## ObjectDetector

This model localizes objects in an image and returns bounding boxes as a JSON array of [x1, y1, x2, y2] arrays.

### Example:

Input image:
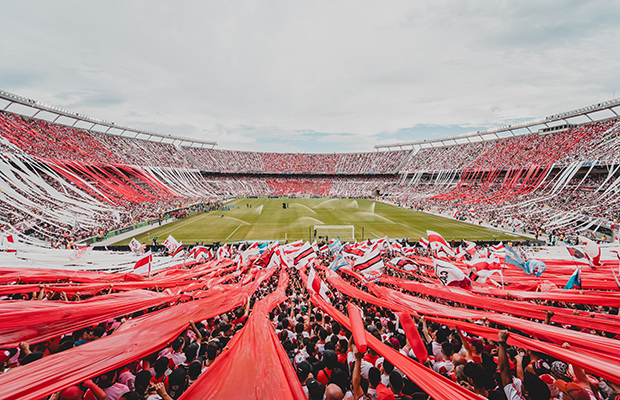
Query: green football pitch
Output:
[[113, 198, 528, 245]]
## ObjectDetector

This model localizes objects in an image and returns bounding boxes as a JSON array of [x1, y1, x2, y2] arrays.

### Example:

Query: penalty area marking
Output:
[[226, 224, 243, 240]]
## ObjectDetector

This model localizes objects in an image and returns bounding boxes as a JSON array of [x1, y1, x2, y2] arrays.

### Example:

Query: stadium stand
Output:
[[1, 101, 620, 247]]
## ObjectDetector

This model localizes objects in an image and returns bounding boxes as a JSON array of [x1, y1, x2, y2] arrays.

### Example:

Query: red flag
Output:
[[579, 237, 601, 265], [307, 265, 330, 303], [133, 252, 152, 277], [353, 250, 383, 272], [464, 257, 501, 272], [427, 230, 454, 257]]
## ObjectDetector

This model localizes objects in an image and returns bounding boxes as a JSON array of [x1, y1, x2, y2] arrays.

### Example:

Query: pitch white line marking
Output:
[[226, 224, 243, 240]]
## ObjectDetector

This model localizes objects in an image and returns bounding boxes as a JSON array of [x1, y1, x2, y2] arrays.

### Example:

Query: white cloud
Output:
[[0, 1, 619, 152]]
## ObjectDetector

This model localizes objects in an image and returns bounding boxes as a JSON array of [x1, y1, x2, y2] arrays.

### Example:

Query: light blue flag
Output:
[[328, 238, 343, 254], [504, 246, 528, 274], [526, 259, 546, 277], [329, 254, 349, 271], [563, 266, 582, 289]]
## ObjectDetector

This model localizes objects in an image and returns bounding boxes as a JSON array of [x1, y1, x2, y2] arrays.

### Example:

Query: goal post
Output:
[[314, 225, 355, 242]]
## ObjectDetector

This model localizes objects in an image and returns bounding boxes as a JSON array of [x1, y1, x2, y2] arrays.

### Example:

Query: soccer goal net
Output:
[[314, 225, 355, 241]]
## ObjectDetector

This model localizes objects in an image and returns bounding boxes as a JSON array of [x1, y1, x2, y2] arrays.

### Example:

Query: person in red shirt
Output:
[[335, 338, 348, 364]]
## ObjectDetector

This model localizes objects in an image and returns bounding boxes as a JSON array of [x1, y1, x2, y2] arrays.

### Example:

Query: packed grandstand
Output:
[[0, 91, 619, 248], [3, 91, 620, 400]]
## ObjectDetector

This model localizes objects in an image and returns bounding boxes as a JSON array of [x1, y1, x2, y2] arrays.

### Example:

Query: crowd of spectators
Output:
[[402, 119, 620, 174], [184, 147, 409, 175], [3, 248, 620, 399], [387, 170, 620, 243], [0, 112, 193, 168]]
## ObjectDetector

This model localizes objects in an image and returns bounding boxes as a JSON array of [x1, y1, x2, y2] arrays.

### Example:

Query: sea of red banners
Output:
[[0, 249, 619, 400]]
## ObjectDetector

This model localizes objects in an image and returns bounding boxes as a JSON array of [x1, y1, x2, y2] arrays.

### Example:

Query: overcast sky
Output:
[[1, 1, 619, 153]]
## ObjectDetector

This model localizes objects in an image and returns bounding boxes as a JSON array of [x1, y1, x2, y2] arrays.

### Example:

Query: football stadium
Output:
[[2, 3, 620, 400]]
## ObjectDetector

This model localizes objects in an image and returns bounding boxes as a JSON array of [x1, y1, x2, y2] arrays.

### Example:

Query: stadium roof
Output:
[[375, 98, 620, 150], [0, 89, 217, 148]]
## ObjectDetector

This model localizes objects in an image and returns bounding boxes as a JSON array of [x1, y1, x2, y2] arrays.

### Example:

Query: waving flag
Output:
[[133, 252, 152, 277], [579, 236, 601, 265], [1, 231, 17, 253], [287, 239, 304, 249], [361, 269, 383, 284], [353, 249, 384, 274], [563, 266, 582, 290], [418, 238, 429, 249], [162, 235, 180, 253], [491, 242, 505, 252], [464, 257, 501, 272], [294, 242, 316, 269], [311, 240, 319, 253], [342, 245, 365, 258], [129, 238, 144, 255], [389, 257, 419, 272], [391, 241, 404, 254], [307, 265, 330, 303], [567, 246, 593, 267], [373, 237, 390, 254], [266, 246, 282, 269], [171, 243, 184, 258], [329, 254, 350, 272], [427, 230, 454, 257], [526, 259, 546, 277], [504, 246, 528, 273], [328, 238, 343, 254], [216, 245, 230, 260], [433, 258, 471, 287], [69, 245, 92, 261], [470, 269, 504, 286], [455, 241, 477, 259], [190, 246, 212, 262], [253, 245, 276, 268], [319, 244, 329, 253]]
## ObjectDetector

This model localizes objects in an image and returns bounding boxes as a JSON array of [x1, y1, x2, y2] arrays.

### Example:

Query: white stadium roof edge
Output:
[[376, 98, 620, 151], [0, 89, 217, 148], [1, 88, 619, 153]]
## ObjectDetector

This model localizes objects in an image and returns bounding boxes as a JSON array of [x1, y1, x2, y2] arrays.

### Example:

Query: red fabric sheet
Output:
[[329, 272, 620, 382], [0, 267, 145, 285], [179, 269, 306, 399], [428, 316, 620, 385], [369, 284, 620, 363], [470, 285, 620, 307], [309, 294, 485, 400], [399, 311, 427, 362], [347, 303, 368, 353], [381, 276, 620, 334], [0, 290, 179, 347], [0, 282, 259, 400]]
